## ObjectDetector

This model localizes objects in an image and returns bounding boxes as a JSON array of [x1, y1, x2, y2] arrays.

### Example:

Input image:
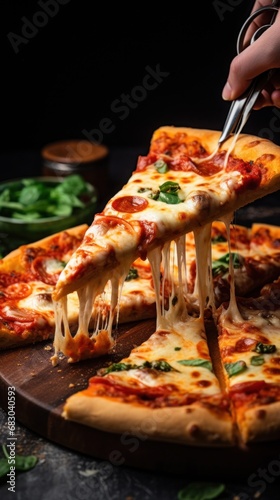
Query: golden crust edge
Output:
[[151, 125, 280, 181], [237, 401, 280, 444], [62, 393, 235, 447], [0, 329, 53, 350], [0, 224, 88, 273]]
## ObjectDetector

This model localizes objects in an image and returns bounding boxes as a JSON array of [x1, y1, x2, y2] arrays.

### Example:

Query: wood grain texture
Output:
[[0, 318, 280, 479]]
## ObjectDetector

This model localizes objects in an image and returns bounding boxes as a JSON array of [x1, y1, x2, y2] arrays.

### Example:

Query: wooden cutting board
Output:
[[0, 319, 280, 480]]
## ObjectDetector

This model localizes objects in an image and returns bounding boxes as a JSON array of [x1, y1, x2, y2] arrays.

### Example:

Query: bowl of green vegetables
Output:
[[0, 174, 98, 245]]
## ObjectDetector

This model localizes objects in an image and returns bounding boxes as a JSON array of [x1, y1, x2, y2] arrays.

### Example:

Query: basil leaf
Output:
[[141, 360, 174, 372], [254, 342, 276, 354], [178, 482, 225, 500], [12, 211, 42, 220], [0, 175, 91, 220], [211, 235, 227, 243], [0, 201, 23, 210], [19, 184, 43, 205], [0, 446, 38, 477], [159, 181, 180, 193], [53, 174, 87, 196], [103, 360, 175, 374], [125, 267, 139, 281], [0, 458, 10, 478], [177, 359, 213, 372], [49, 204, 73, 217], [149, 190, 160, 200], [102, 362, 138, 374], [250, 355, 265, 366], [212, 252, 241, 277], [14, 454, 38, 471], [158, 192, 181, 204], [224, 360, 247, 377]]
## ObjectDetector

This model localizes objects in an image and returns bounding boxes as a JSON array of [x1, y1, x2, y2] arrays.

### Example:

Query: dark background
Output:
[[2, 0, 279, 169], [1, 6, 280, 497]]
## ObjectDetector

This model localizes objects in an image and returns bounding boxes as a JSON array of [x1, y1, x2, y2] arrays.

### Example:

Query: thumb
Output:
[[222, 48, 262, 101]]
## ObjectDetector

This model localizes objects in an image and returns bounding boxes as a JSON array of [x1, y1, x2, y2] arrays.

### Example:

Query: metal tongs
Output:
[[218, 0, 280, 146]]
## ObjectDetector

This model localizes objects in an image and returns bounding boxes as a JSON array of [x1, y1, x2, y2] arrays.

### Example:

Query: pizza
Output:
[[52, 126, 280, 363], [0, 225, 87, 349], [1, 219, 279, 354], [215, 276, 280, 444], [62, 316, 235, 447], [2, 125, 280, 449], [0, 226, 156, 350], [61, 221, 280, 447]]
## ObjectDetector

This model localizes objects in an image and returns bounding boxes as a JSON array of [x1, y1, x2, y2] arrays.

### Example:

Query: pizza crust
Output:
[[62, 392, 235, 447], [0, 226, 88, 350], [152, 126, 280, 195], [0, 224, 88, 273], [236, 401, 280, 443]]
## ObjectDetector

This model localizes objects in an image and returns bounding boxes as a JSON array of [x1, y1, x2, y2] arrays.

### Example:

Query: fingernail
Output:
[[222, 82, 232, 101]]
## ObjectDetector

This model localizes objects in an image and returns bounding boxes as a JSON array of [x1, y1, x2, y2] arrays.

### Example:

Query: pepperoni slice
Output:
[[31, 256, 62, 285], [234, 337, 256, 352], [112, 196, 148, 213]]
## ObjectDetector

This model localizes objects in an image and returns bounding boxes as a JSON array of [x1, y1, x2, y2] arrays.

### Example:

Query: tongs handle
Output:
[[218, 70, 275, 145], [218, 2, 279, 146]]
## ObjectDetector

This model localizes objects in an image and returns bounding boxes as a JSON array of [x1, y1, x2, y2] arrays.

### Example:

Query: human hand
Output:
[[222, 0, 280, 109]]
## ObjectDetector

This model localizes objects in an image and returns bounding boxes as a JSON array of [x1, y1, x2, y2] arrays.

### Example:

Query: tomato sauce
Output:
[[230, 381, 280, 407]]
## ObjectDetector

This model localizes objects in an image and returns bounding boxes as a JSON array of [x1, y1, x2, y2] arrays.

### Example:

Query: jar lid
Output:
[[41, 140, 109, 165]]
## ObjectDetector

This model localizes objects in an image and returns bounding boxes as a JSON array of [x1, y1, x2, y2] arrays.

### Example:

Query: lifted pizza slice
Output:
[[0, 228, 156, 351], [52, 126, 280, 362]]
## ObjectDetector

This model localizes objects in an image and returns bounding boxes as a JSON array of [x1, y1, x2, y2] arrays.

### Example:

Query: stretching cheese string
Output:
[[194, 115, 247, 167]]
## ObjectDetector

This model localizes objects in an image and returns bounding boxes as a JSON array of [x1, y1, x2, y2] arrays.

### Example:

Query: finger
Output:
[[222, 21, 280, 101], [252, 73, 280, 108], [253, 89, 274, 109], [243, 0, 277, 48], [269, 72, 280, 89], [271, 89, 280, 108]]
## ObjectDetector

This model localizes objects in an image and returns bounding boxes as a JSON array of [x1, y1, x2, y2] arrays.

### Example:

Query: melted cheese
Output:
[[107, 318, 220, 397], [105, 165, 239, 230], [51, 128, 280, 366], [218, 308, 280, 387]]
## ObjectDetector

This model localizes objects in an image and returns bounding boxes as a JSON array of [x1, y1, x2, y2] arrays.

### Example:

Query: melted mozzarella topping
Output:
[[218, 310, 280, 387], [52, 146, 252, 364], [108, 318, 220, 397]]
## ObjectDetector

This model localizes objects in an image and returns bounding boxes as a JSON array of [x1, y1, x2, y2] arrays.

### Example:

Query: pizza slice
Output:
[[170, 221, 280, 311], [62, 316, 234, 447], [51, 126, 280, 363], [215, 276, 280, 444], [194, 221, 280, 307], [0, 228, 156, 351], [0, 225, 87, 349]]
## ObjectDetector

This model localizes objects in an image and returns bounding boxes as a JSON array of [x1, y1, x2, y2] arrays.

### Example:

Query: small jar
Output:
[[41, 139, 109, 199]]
